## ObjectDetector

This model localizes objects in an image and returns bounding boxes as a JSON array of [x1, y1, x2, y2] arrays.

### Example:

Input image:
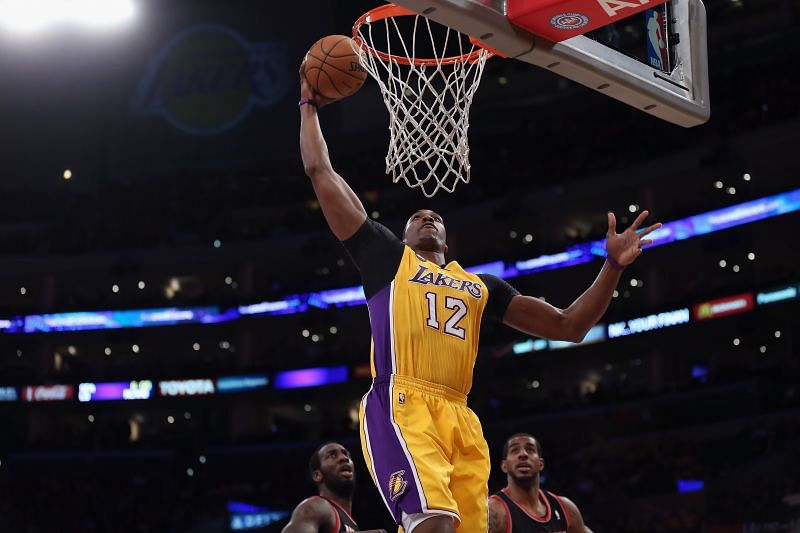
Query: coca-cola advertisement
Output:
[[22, 385, 74, 402]]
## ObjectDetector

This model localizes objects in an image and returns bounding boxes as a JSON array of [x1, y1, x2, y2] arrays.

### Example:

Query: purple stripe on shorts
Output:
[[363, 380, 423, 523], [367, 284, 392, 377]]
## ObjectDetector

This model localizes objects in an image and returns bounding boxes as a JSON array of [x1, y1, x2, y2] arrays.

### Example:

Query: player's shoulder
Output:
[[489, 492, 506, 502], [292, 495, 334, 518], [549, 493, 585, 523], [488, 494, 509, 533], [549, 492, 576, 509]]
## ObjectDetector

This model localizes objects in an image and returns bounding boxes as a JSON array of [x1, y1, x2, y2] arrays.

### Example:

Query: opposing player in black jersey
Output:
[[283, 442, 387, 533], [489, 434, 592, 533]]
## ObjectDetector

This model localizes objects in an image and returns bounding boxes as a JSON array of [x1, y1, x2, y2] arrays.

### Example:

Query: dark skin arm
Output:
[[298, 63, 367, 241], [503, 210, 661, 342], [282, 498, 386, 533], [560, 496, 593, 533], [282, 497, 337, 533], [488, 497, 508, 533]]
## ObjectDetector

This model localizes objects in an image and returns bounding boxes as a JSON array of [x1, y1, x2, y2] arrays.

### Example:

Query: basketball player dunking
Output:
[[283, 442, 387, 533], [299, 65, 660, 533], [489, 434, 592, 533]]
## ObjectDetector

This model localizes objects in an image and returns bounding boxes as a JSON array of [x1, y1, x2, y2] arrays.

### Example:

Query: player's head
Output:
[[403, 209, 448, 255], [309, 442, 356, 499], [501, 433, 544, 485]]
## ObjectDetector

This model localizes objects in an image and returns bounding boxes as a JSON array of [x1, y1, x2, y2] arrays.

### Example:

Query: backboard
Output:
[[388, 0, 710, 127]]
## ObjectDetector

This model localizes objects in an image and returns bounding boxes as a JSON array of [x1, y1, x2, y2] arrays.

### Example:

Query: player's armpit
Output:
[[487, 496, 508, 533], [281, 497, 336, 533]]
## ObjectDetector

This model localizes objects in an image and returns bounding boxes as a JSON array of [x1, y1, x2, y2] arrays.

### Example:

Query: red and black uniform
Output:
[[490, 488, 570, 533], [315, 496, 359, 532]]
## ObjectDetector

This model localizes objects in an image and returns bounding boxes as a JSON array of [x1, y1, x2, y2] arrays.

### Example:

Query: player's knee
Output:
[[408, 514, 455, 533]]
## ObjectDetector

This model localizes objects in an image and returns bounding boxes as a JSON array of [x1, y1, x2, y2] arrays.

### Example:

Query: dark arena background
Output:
[[0, 0, 798, 531]]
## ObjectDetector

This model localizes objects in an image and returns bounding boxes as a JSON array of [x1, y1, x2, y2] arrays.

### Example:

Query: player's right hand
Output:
[[299, 61, 336, 108]]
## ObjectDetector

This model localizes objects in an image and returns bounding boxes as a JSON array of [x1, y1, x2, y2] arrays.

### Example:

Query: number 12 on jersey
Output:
[[425, 292, 467, 339]]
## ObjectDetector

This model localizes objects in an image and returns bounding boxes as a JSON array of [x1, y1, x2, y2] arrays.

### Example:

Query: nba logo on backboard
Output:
[[550, 13, 590, 30], [645, 8, 669, 71]]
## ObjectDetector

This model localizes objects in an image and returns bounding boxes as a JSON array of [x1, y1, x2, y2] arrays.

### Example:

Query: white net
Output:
[[355, 8, 490, 197]]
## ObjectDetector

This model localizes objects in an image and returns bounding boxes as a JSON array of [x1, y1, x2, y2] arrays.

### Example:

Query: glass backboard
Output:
[[388, 0, 710, 127]]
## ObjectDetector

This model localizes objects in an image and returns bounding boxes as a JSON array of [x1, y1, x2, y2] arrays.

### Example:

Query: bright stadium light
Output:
[[0, 0, 135, 33]]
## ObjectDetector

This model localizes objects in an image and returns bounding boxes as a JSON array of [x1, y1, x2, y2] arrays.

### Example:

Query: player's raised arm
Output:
[[502, 210, 661, 342], [298, 64, 367, 241]]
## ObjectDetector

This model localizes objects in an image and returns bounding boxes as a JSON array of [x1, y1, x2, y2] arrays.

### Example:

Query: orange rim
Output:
[[353, 3, 492, 66]]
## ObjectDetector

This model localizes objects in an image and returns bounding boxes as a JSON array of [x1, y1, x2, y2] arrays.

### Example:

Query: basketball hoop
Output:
[[353, 4, 493, 197]]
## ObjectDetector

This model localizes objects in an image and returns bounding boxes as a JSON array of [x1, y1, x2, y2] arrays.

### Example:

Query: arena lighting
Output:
[[513, 248, 594, 275], [589, 188, 800, 255], [238, 298, 305, 316], [513, 338, 549, 355], [0, 189, 798, 334], [12, 306, 225, 333], [465, 260, 504, 278], [677, 480, 705, 493], [273, 366, 348, 390], [691, 365, 709, 383], [549, 324, 606, 350], [307, 286, 366, 309], [228, 502, 289, 531], [0, 0, 135, 34]]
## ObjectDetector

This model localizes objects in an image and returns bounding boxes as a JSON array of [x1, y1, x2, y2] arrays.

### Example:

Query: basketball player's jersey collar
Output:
[[411, 248, 462, 272], [501, 487, 552, 522]]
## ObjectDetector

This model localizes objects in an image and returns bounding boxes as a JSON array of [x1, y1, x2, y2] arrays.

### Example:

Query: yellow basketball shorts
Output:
[[359, 375, 490, 532]]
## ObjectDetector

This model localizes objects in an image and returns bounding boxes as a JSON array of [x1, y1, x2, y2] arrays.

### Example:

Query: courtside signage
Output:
[[608, 308, 690, 338], [22, 385, 74, 402], [78, 381, 153, 402], [693, 293, 754, 321], [756, 285, 798, 305], [216, 375, 269, 393], [0, 387, 18, 401], [159, 379, 216, 397]]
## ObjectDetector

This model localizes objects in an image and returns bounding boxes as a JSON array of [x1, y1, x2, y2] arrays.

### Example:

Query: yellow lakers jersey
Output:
[[367, 245, 488, 395]]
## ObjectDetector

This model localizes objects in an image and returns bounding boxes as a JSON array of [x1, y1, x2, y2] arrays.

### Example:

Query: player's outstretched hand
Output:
[[606, 210, 662, 268], [299, 61, 336, 109]]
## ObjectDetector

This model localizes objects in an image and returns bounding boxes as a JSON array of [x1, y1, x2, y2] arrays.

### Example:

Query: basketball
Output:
[[304, 35, 367, 100]]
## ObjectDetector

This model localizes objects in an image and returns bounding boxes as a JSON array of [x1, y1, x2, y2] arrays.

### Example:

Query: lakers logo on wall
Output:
[[132, 25, 289, 135], [388, 470, 408, 501]]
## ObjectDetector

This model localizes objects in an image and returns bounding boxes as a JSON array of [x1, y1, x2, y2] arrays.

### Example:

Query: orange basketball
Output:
[[304, 35, 367, 100]]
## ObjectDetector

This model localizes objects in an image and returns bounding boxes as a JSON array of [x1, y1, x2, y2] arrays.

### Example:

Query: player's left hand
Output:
[[605, 210, 661, 267]]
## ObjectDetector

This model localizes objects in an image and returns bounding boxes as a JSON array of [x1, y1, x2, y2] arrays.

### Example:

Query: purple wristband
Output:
[[298, 97, 317, 107], [607, 256, 625, 270]]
